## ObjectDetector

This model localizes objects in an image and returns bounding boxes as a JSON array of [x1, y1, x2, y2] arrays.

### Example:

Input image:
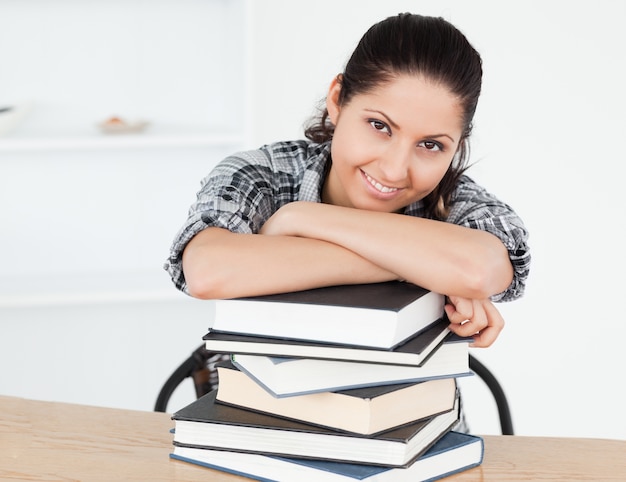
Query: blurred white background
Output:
[[1, 0, 625, 441]]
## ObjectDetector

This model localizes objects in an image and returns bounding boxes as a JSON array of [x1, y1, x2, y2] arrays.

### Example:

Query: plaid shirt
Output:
[[165, 140, 530, 302]]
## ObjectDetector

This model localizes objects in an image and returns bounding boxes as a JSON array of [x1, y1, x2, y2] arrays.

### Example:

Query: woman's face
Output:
[[323, 74, 464, 212]]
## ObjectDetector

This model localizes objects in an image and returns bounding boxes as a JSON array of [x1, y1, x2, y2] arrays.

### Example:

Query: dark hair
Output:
[[305, 13, 483, 219]]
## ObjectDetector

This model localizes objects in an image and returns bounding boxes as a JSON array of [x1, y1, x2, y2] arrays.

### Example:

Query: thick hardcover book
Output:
[[170, 431, 484, 482], [215, 360, 457, 436], [211, 281, 445, 349], [204, 318, 451, 366], [231, 338, 470, 397], [171, 391, 459, 467]]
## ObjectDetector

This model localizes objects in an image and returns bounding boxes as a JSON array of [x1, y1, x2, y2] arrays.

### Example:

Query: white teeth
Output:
[[364, 172, 398, 193]]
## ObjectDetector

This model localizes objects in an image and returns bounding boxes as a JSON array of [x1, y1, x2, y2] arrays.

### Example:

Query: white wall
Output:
[[0, 0, 247, 415], [1, 0, 625, 442], [245, 0, 626, 440]]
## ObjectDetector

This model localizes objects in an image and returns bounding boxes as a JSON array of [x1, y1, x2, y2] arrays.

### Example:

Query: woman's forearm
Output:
[[263, 202, 514, 299], [182, 227, 397, 299]]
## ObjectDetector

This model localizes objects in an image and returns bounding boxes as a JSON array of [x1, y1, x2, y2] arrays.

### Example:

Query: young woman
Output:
[[165, 13, 530, 350]]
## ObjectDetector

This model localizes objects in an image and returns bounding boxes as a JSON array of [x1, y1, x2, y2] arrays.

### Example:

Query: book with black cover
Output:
[[171, 390, 459, 467], [204, 318, 451, 366], [211, 281, 445, 349], [215, 360, 457, 435], [231, 338, 471, 397], [170, 431, 484, 482]]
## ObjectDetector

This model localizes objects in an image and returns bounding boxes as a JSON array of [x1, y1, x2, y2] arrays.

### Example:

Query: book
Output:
[[215, 360, 458, 436], [170, 431, 484, 482], [204, 318, 451, 366], [211, 281, 445, 349], [171, 390, 459, 467], [231, 338, 470, 397]]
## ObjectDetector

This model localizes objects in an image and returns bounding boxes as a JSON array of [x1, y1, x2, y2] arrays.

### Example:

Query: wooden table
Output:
[[1, 395, 624, 481]]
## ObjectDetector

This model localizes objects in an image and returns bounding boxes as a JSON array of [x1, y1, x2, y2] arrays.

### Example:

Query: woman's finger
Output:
[[470, 300, 505, 348], [444, 296, 473, 325], [448, 298, 487, 337]]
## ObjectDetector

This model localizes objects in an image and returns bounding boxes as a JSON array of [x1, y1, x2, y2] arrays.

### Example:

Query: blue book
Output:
[[170, 431, 484, 481]]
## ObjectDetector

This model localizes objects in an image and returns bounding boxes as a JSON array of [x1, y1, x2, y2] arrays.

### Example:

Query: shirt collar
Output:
[[299, 141, 332, 202]]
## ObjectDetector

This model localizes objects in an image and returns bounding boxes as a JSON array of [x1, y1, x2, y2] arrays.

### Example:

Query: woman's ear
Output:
[[326, 74, 343, 125]]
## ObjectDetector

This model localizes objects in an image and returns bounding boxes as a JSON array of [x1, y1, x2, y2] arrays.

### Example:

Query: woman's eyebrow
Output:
[[429, 133, 456, 143], [365, 109, 400, 130], [364, 109, 456, 143]]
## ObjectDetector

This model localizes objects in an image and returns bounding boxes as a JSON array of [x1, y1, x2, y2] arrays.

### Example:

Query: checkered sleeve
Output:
[[163, 140, 324, 293], [163, 150, 278, 293], [447, 176, 531, 302]]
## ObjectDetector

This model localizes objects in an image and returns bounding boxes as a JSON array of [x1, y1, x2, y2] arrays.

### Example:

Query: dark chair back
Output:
[[156, 347, 515, 436]]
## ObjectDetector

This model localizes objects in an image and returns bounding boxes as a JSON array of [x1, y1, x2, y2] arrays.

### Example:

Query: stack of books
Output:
[[170, 281, 484, 481]]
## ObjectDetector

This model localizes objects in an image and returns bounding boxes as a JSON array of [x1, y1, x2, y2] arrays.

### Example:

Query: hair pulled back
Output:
[[305, 13, 483, 219]]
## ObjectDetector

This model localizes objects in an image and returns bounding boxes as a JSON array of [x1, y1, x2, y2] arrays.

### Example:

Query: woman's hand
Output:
[[444, 296, 505, 348]]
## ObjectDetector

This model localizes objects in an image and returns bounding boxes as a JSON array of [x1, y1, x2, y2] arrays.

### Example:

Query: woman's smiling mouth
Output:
[[362, 171, 400, 194]]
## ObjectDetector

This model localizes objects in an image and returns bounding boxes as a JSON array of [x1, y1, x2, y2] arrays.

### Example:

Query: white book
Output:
[[204, 319, 451, 366], [212, 281, 445, 349], [216, 360, 458, 436], [232, 339, 471, 397], [172, 392, 460, 467]]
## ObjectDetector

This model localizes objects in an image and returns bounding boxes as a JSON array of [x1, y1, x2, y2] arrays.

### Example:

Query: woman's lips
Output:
[[362, 171, 400, 194]]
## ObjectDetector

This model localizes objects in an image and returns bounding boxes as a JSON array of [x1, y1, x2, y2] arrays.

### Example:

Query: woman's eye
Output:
[[368, 120, 390, 135], [419, 140, 443, 151]]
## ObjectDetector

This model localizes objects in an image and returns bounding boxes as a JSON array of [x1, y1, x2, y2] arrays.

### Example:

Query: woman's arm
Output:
[[260, 202, 513, 348], [261, 201, 514, 300], [182, 203, 512, 347], [182, 227, 398, 299]]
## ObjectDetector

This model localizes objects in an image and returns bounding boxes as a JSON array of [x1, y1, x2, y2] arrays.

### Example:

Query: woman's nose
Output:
[[377, 144, 411, 182]]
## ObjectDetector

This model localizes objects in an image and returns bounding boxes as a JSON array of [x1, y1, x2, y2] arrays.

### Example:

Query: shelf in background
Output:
[[0, 271, 192, 308], [0, 130, 244, 153], [1, 0, 248, 154]]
